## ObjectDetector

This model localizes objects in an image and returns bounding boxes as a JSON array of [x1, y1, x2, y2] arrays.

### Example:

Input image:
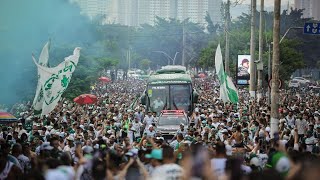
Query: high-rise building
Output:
[[72, 0, 222, 26], [294, 0, 320, 20], [208, 0, 222, 24], [71, 0, 108, 21]]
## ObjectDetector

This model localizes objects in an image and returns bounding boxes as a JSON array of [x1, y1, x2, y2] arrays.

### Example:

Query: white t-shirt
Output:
[[132, 121, 143, 138], [296, 119, 308, 135], [45, 165, 75, 180], [305, 136, 318, 152], [286, 115, 295, 128], [144, 116, 154, 126], [151, 163, 183, 180], [212, 122, 220, 129], [211, 158, 227, 177]]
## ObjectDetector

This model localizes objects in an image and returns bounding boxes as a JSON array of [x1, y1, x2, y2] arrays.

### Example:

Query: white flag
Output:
[[32, 41, 50, 112], [215, 44, 239, 103], [33, 47, 81, 115]]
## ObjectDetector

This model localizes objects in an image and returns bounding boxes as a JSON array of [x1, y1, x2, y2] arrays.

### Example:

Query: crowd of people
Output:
[[1, 76, 320, 180]]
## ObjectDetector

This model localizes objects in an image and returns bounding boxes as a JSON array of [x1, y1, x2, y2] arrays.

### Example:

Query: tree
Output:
[[205, 12, 220, 36], [140, 59, 151, 70], [279, 39, 304, 80]]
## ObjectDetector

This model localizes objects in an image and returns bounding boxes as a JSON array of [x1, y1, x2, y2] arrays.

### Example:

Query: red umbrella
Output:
[[99, 76, 111, 83], [74, 94, 97, 105], [198, 73, 206, 78]]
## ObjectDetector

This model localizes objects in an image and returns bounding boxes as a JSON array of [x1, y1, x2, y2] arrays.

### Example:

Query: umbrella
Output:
[[0, 112, 18, 124], [198, 73, 206, 78], [74, 94, 98, 105], [99, 76, 111, 83]]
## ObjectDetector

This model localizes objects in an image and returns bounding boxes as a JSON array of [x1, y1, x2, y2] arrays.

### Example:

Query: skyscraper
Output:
[[294, 0, 320, 20], [72, 0, 223, 26]]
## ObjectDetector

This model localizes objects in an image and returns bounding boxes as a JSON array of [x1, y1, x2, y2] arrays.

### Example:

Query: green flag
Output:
[[215, 44, 239, 103]]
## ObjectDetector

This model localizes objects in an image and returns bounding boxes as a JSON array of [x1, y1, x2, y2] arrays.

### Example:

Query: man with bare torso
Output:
[[230, 125, 244, 148]]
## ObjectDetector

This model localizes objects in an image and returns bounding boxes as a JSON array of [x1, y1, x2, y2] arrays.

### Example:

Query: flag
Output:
[[215, 44, 239, 103], [32, 41, 50, 114], [32, 47, 81, 115]]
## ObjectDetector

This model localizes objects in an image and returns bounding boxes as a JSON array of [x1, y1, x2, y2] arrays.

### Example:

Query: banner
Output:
[[237, 55, 251, 85], [215, 44, 239, 103], [32, 47, 81, 115], [32, 41, 50, 113]]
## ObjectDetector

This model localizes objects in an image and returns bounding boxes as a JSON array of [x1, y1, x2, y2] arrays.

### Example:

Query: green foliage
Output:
[[279, 39, 304, 80], [96, 57, 119, 71], [140, 59, 151, 70], [205, 12, 220, 36]]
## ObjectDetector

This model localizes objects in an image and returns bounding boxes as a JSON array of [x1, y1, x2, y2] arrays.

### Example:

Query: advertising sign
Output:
[[237, 55, 251, 85]]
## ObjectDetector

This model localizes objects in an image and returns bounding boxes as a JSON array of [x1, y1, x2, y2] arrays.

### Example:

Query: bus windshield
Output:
[[170, 84, 191, 112], [147, 84, 191, 113], [148, 85, 169, 112]]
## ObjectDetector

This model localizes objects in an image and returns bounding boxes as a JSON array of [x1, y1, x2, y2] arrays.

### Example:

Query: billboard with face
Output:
[[237, 55, 250, 85]]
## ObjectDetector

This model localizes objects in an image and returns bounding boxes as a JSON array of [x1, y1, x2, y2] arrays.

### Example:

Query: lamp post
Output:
[[153, 51, 179, 65]]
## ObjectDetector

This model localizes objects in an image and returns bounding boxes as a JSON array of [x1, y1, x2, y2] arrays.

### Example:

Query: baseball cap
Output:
[[66, 136, 74, 141], [125, 148, 138, 157], [250, 156, 261, 167], [18, 123, 23, 126], [265, 127, 271, 132], [40, 142, 54, 151], [145, 149, 162, 160], [266, 152, 290, 176], [83, 146, 94, 154]]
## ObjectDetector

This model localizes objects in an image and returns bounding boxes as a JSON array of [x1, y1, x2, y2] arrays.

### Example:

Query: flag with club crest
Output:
[[215, 44, 239, 103], [32, 41, 50, 114], [32, 47, 81, 115]]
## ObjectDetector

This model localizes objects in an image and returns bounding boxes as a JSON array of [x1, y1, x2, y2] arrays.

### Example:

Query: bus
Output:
[[141, 65, 198, 115]]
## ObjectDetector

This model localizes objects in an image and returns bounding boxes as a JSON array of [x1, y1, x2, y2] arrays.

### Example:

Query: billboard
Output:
[[237, 55, 251, 85]]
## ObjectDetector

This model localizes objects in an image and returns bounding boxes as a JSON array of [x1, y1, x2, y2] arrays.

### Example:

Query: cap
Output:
[[221, 129, 228, 134], [40, 142, 54, 151], [265, 127, 271, 132], [148, 125, 153, 129], [66, 136, 74, 141], [145, 149, 162, 160], [125, 149, 138, 157], [83, 146, 94, 154], [18, 123, 23, 126], [266, 152, 290, 176], [250, 156, 261, 167]]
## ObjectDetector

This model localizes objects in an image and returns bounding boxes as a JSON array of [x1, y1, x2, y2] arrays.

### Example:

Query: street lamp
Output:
[[279, 27, 303, 44], [152, 51, 179, 65]]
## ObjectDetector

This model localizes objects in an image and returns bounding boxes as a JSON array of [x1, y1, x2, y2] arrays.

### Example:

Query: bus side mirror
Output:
[[193, 90, 199, 103], [140, 94, 146, 105]]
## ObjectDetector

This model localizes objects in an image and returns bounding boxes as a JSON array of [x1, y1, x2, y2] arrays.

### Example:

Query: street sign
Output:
[[304, 23, 320, 34]]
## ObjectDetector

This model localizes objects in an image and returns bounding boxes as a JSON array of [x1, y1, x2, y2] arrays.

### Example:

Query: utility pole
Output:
[[182, 22, 186, 67], [257, 0, 264, 100], [268, 43, 272, 105], [249, 0, 257, 98], [270, 0, 281, 138], [129, 48, 131, 70], [225, 0, 231, 75]]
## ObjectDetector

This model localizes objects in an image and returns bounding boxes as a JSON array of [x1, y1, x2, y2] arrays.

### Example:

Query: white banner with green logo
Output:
[[32, 41, 50, 113], [32, 47, 81, 115]]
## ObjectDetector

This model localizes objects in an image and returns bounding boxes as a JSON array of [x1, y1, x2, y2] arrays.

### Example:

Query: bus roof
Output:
[[156, 65, 187, 74], [147, 73, 192, 84]]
